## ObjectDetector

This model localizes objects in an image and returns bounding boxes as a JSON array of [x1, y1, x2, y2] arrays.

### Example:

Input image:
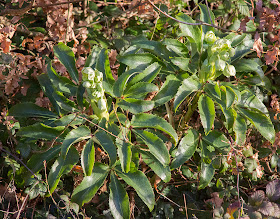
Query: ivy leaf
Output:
[[115, 165, 155, 211], [53, 43, 79, 83], [153, 75, 181, 107], [198, 162, 215, 190], [71, 163, 109, 207], [237, 107, 275, 143], [118, 98, 154, 114], [95, 130, 117, 166], [174, 75, 201, 112], [198, 94, 215, 135], [81, 139, 95, 176], [133, 129, 170, 166], [141, 151, 171, 182], [48, 147, 79, 194], [131, 113, 178, 144], [9, 102, 57, 118], [109, 173, 130, 219], [61, 126, 91, 158], [170, 128, 199, 170]]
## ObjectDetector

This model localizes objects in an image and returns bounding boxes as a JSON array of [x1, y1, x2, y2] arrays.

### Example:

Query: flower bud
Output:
[[215, 56, 226, 71], [98, 98, 107, 111], [223, 64, 236, 77], [82, 67, 95, 77], [83, 81, 92, 88], [95, 71, 103, 83], [205, 31, 217, 44]]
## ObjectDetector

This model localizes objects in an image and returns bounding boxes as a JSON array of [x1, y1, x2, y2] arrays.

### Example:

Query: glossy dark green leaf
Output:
[[162, 39, 189, 57], [205, 83, 221, 100], [124, 82, 158, 99], [52, 91, 78, 113], [61, 126, 91, 158], [81, 139, 95, 176], [170, 128, 199, 170], [202, 130, 230, 152], [238, 88, 268, 114], [46, 113, 85, 127], [153, 75, 181, 107], [131, 113, 178, 144], [118, 53, 163, 69], [176, 13, 202, 50], [170, 57, 191, 71], [233, 114, 247, 145], [95, 130, 117, 166], [115, 165, 155, 211], [109, 173, 130, 219], [174, 75, 201, 112], [18, 123, 67, 141], [26, 146, 61, 176], [224, 86, 236, 109], [198, 162, 215, 189], [9, 102, 57, 118], [53, 42, 79, 83], [71, 163, 109, 207], [84, 47, 101, 69], [116, 129, 132, 173], [47, 62, 77, 95], [133, 129, 170, 166], [118, 98, 154, 114], [199, 4, 215, 34], [77, 83, 86, 108], [48, 147, 79, 194], [113, 70, 137, 97], [234, 58, 264, 79], [37, 74, 61, 116], [237, 107, 275, 143], [231, 35, 254, 62], [198, 94, 215, 135], [127, 62, 162, 86], [141, 151, 171, 182]]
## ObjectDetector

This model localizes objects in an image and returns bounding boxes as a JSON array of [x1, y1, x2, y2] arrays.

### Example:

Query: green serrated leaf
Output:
[[162, 39, 189, 57], [109, 173, 130, 219], [18, 123, 67, 141], [233, 114, 247, 145], [133, 129, 170, 166], [52, 91, 78, 113], [116, 128, 132, 173], [198, 94, 215, 135], [118, 54, 163, 69], [95, 130, 117, 166], [115, 165, 155, 211], [81, 139, 95, 176], [202, 130, 230, 152], [61, 126, 91, 158], [198, 162, 215, 189], [118, 98, 154, 114], [170, 57, 191, 71], [199, 4, 215, 34], [127, 62, 162, 86], [174, 75, 201, 112], [236, 107, 275, 143], [47, 62, 77, 95], [48, 147, 79, 194], [124, 82, 158, 99], [113, 71, 137, 98], [53, 42, 79, 83], [170, 128, 199, 170], [234, 58, 264, 79], [141, 151, 171, 182], [153, 75, 181, 107], [9, 102, 57, 118], [71, 163, 109, 207], [131, 113, 178, 144]]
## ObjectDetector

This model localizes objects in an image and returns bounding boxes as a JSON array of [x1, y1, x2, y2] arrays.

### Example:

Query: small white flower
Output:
[[223, 64, 236, 77], [82, 67, 95, 76], [83, 81, 91, 88], [98, 98, 107, 111], [205, 31, 217, 44], [95, 71, 103, 82]]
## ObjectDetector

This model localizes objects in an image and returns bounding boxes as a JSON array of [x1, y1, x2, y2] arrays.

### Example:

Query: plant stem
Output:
[[165, 102, 175, 128]]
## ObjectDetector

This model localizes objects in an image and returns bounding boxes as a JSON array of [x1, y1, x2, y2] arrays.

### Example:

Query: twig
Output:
[[147, 0, 236, 33], [183, 193, 188, 219]]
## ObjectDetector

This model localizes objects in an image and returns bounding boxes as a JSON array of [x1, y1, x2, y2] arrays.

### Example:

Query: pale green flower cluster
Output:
[[82, 67, 109, 119], [201, 31, 236, 81]]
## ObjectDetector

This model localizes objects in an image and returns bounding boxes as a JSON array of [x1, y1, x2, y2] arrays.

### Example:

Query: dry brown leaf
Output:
[[253, 32, 263, 58]]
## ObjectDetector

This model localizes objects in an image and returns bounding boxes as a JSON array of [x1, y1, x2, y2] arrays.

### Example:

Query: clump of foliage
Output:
[[1, 0, 280, 218]]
